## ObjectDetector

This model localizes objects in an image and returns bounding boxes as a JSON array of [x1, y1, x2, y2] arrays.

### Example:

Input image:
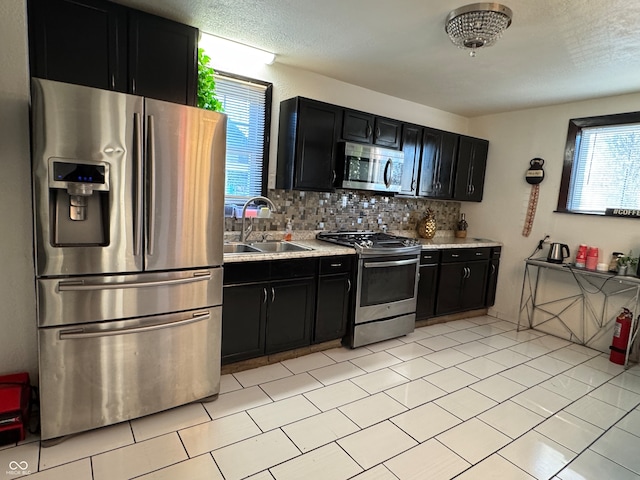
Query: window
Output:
[[557, 112, 640, 216], [214, 72, 271, 204]]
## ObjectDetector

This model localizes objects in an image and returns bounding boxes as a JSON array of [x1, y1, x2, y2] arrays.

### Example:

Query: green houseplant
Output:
[[616, 251, 638, 275], [197, 48, 223, 112]]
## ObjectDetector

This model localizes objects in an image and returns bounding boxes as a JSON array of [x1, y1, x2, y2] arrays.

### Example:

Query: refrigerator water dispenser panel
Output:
[[48, 158, 110, 245]]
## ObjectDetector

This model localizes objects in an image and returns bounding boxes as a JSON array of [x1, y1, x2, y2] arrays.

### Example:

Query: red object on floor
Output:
[[610, 308, 633, 365], [0, 372, 30, 445]]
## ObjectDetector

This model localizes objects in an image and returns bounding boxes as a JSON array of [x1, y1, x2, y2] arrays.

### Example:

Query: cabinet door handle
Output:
[[491, 264, 496, 275], [263, 287, 268, 304], [332, 169, 336, 184], [376, 127, 381, 138], [347, 279, 352, 292], [366, 124, 372, 138], [111, 74, 115, 90], [271, 287, 276, 303], [411, 179, 417, 191], [464, 266, 470, 279], [471, 184, 475, 195]]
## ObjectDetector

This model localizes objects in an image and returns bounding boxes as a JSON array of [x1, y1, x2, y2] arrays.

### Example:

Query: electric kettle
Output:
[[547, 243, 570, 263]]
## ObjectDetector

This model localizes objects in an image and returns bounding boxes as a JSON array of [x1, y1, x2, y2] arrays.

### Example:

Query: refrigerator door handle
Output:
[[58, 311, 211, 340], [147, 114, 156, 256], [133, 112, 144, 256], [57, 271, 212, 291]]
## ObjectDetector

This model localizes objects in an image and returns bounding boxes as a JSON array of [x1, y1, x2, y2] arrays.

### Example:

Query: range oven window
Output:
[[360, 254, 418, 307]]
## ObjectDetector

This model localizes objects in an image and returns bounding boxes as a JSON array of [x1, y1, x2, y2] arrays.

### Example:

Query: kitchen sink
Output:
[[249, 241, 313, 253], [223, 243, 262, 254]]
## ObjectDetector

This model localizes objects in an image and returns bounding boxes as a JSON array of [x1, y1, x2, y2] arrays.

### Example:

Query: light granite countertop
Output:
[[223, 232, 501, 263]]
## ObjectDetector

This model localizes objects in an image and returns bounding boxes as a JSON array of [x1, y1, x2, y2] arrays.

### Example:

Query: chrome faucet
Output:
[[240, 196, 277, 243]]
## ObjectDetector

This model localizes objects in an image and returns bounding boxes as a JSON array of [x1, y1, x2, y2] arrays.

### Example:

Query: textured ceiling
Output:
[[112, 0, 640, 117]]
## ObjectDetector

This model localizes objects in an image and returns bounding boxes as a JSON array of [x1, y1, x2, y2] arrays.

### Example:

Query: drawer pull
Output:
[[451, 254, 460, 258], [475, 252, 483, 256], [330, 263, 343, 267]]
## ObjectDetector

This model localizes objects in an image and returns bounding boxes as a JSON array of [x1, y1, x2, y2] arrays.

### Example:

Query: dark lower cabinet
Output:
[[486, 247, 501, 307], [435, 249, 490, 316], [222, 259, 317, 364], [416, 251, 440, 320], [265, 278, 316, 354], [315, 256, 354, 343], [222, 282, 267, 364]]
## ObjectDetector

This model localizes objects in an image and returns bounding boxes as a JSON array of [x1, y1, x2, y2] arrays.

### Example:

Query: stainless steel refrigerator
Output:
[[30, 78, 227, 441]]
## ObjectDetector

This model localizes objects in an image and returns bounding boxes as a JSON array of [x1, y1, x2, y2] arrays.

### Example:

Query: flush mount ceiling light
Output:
[[445, 3, 513, 57]]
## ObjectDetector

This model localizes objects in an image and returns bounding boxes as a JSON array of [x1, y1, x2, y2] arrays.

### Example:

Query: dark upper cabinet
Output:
[[399, 124, 422, 196], [418, 127, 458, 199], [28, 0, 197, 105], [454, 136, 489, 202], [276, 97, 343, 191], [128, 10, 197, 105], [342, 110, 401, 149], [28, 0, 127, 92], [343, 110, 374, 143]]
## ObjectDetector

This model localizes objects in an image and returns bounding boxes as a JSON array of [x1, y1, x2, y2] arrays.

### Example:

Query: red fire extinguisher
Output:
[[610, 308, 633, 365]]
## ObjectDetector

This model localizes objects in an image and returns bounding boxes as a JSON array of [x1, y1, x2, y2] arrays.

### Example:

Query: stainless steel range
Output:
[[317, 231, 422, 347]]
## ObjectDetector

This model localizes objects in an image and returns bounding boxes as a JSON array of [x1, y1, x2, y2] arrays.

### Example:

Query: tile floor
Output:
[[3, 315, 640, 480]]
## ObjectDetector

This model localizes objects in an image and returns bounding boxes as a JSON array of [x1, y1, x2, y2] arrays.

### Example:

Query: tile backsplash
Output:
[[225, 189, 461, 238]]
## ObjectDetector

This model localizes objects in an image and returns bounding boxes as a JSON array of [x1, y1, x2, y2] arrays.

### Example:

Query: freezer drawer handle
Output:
[[57, 271, 212, 291], [58, 311, 211, 340], [363, 258, 419, 268]]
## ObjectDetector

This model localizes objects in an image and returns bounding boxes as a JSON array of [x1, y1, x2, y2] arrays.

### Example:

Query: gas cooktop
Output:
[[316, 231, 422, 255]]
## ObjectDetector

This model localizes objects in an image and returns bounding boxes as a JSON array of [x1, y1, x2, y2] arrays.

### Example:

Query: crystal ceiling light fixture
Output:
[[445, 3, 513, 57]]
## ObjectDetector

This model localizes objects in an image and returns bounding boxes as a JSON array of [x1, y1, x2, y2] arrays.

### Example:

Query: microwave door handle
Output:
[[133, 112, 144, 256], [384, 159, 392, 188], [147, 115, 156, 256]]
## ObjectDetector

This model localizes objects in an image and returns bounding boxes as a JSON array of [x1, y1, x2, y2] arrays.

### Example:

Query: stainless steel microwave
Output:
[[341, 142, 405, 193]]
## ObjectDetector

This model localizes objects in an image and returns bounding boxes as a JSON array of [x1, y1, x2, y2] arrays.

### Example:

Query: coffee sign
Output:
[[606, 208, 640, 218]]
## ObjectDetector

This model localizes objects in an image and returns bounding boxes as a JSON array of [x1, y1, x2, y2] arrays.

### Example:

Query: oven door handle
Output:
[[363, 258, 419, 268]]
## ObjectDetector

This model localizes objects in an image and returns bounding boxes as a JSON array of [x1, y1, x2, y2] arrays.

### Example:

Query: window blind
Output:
[[215, 74, 267, 202], [568, 123, 640, 213]]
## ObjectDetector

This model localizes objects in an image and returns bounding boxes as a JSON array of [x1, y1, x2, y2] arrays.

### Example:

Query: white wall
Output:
[[0, 0, 38, 378], [465, 95, 640, 341]]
